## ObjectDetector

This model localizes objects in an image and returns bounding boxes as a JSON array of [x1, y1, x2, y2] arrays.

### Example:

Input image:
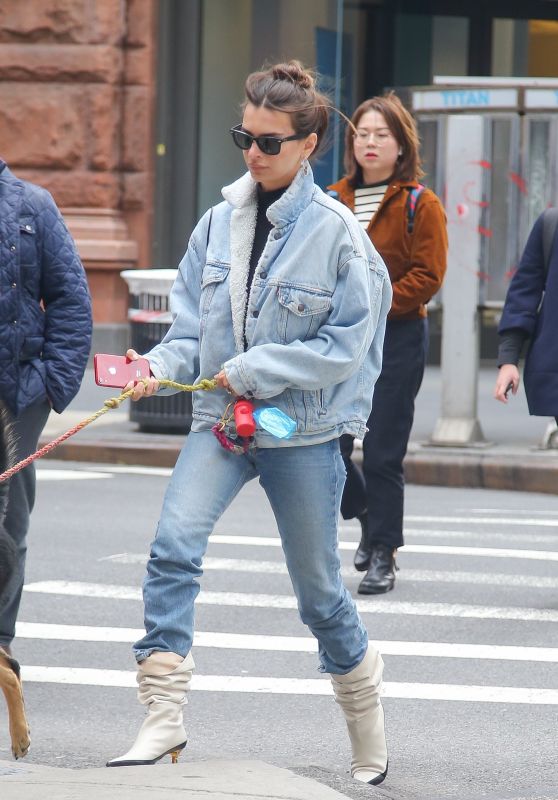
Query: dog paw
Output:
[[12, 730, 30, 759]]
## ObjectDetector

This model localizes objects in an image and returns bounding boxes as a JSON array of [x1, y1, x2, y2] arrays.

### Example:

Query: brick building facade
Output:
[[0, 0, 157, 345]]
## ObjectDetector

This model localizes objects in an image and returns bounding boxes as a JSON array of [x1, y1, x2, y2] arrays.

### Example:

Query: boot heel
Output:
[[170, 749, 181, 764]]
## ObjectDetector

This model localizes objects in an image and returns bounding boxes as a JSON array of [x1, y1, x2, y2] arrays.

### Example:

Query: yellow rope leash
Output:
[[0, 377, 218, 483]]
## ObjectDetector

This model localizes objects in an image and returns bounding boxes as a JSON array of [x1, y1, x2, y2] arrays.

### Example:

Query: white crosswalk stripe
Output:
[[23, 580, 558, 623], [15, 622, 558, 663], [18, 666, 558, 705], [101, 554, 558, 589], [101, 535, 558, 560]]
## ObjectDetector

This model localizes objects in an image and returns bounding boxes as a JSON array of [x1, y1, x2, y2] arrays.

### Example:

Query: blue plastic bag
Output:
[[253, 407, 296, 439]]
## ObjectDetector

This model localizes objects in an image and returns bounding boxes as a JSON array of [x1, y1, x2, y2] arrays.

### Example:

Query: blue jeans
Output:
[[135, 431, 368, 675], [340, 318, 428, 549]]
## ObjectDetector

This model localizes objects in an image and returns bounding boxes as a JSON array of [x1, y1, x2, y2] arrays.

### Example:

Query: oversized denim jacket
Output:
[[146, 163, 392, 447]]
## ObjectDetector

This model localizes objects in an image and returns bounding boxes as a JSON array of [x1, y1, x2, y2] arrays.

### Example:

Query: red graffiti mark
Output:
[[463, 180, 490, 208], [477, 225, 493, 238], [469, 160, 492, 169], [508, 172, 528, 195], [476, 271, 491, 281]]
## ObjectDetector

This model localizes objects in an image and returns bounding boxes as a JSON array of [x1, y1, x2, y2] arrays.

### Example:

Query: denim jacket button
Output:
[[260, 271, 267, 279], [297, 303, 305, 312], [252, 309, 259, 318], [273, 231, 281, 240]]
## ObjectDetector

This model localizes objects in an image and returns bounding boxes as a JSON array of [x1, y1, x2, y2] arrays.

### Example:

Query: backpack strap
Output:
[[542, 207, 558, 283], [405, 184, 425, 234]]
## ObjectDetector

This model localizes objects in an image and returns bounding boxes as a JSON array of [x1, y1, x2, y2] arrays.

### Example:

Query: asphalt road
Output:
[[2, 461, 558, 799]]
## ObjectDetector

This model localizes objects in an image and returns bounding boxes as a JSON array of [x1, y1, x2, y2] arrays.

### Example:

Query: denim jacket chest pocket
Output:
[[200, 262, 230, 329], [276, 285, 332, 344]]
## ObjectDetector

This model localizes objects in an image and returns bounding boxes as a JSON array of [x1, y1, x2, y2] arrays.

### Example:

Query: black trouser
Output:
[[340, 318, 428, 550], [0, 400, 50, 648]]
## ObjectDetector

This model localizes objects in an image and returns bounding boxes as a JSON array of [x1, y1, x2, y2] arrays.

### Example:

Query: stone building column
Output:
[[0, 0, 157, 353]]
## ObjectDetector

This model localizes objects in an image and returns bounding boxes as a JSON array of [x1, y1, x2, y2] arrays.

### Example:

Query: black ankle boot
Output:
[[358, 545, 397, 595], [353, 512, 371, 572]]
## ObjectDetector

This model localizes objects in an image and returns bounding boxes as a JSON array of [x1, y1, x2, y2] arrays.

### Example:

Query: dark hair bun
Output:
[[244, 60, 330, 159], [271, 60, 315, 91]]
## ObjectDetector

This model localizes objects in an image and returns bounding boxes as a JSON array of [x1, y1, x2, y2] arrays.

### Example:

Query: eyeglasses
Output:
[[353, 128, 394, 146], [230, 125, 306, 156]]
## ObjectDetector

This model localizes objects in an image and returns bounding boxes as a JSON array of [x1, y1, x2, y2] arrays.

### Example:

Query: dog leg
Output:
[[0, 652, 30, 759]]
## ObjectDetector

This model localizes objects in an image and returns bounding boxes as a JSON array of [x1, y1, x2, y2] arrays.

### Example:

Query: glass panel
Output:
[[431, 16, 468, 78], [528, 20, 558, 77], [525, 119, 551, 231], [483, 117, 518, 305], [197, 0, 252, 217], [492, 19, 528, 76], [417, 119, 438, 192]]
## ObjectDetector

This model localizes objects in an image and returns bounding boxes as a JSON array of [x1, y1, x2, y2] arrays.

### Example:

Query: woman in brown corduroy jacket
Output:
[[329, 92, 447, 595]]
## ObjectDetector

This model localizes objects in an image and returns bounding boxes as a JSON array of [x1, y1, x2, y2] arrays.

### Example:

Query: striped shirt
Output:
[[354, 183, 388, 228]]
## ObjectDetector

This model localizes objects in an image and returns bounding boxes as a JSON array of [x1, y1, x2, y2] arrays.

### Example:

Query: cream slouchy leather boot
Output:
[[330, 646, 388, 785], [107, 651, 195, 767]]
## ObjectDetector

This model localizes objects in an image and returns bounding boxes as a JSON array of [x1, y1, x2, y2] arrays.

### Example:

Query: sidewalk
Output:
[[37, 366, 558, 493], [0, 759, 406, 800]]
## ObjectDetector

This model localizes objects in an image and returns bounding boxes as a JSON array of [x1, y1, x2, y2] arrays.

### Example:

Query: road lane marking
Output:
[[402, 544, 558, 561], [18, 666, 558, 704], [459, 508, 558, 517], [75, 465, 174, 478], [36, 470, 111, 481], [405, 515, 558, 528], [102, 537, 558, 561], [98, 555, 558, 589], [386, 528, 558, 545], [22, 582, 558, 623], [14, 622, 558, 663]]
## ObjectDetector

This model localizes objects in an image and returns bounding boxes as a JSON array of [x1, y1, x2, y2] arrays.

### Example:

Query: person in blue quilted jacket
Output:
[[0, 159, 92, 656]]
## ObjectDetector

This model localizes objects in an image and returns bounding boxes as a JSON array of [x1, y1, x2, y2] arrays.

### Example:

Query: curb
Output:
[[38, 437, 181, 469], [404, 446, 558, 494]]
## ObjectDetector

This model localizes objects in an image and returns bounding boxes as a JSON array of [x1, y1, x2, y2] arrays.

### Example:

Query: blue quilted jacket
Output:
[[0, 160, 92, 416]]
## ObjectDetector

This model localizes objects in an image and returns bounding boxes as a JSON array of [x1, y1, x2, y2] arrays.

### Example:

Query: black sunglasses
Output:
[[230, 124, 306, 156]]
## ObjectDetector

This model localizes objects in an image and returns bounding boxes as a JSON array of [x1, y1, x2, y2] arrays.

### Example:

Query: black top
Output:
[[244, 184, 286, 347], [248, 184, 286, 288]]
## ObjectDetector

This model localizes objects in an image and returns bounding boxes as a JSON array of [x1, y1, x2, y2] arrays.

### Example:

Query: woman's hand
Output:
[[494, 364, 520, 404], [214, 369, 238, 396], [124, 348, 160, 401]]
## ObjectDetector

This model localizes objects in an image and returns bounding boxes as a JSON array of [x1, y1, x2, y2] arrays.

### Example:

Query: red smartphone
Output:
[[94, 353, 151, 388]]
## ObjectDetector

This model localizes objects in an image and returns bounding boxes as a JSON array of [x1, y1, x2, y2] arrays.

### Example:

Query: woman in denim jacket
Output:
[[108, 61, 392, 785]]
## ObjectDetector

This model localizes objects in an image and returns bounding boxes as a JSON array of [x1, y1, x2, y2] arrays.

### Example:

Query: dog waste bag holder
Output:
[[120, 269, 192, 433]]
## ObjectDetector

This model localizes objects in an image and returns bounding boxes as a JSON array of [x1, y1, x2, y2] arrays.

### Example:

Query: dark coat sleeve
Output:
[[38, 192, 92, 413], [498, 214, 545, 339]]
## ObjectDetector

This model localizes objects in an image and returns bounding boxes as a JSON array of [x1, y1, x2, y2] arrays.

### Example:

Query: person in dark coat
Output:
[[0, 159, 92, 655], [494, 210, 558, 422]]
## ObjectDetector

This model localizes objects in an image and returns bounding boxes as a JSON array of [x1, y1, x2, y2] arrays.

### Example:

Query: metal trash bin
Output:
[[120, 269, 192, 433]]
